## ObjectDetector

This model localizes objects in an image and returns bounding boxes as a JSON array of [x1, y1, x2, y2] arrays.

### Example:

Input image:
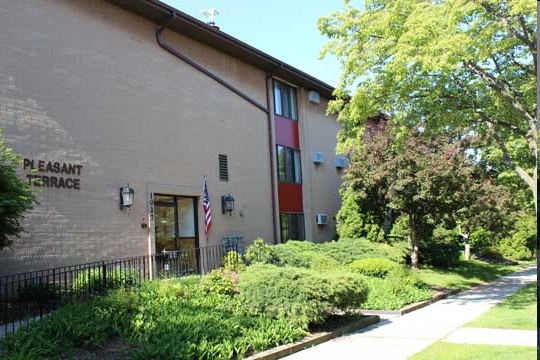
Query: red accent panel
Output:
[[278, 183, 303, 212], [275, 115, 300, 149]]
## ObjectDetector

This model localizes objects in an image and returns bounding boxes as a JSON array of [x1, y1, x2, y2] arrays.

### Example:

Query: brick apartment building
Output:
[[0, 0, 346, 275]]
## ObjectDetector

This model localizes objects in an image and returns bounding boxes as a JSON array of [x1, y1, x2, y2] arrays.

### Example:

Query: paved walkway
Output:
[[283, 265, 537, 360]]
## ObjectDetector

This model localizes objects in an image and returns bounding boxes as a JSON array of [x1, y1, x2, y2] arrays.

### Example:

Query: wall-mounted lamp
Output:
[[221, 193, 235, 215], [120, 183, 135, 211]]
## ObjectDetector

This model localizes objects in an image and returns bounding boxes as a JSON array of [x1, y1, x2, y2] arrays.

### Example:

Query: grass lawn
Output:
[[417, 260, 526, 290], [408, 342, 537, 360], [465, 282, 537, 330]]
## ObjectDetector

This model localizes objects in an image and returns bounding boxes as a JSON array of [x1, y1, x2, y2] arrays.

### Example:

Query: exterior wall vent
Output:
[[308, 90, 320, 104], [219, 154, 229, 181], [313, 151, 325, 164], [316, 213, 328, 225], [334, 156, 348, 169]]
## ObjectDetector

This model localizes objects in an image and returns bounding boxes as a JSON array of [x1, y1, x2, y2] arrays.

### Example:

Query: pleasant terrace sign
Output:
[[23, 158, 83, 190]]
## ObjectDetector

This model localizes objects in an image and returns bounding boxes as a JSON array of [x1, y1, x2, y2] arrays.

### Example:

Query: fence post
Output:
[[102, 262, 107, 293]]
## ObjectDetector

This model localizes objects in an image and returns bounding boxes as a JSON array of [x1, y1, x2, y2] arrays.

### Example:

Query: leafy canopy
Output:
[[319, 0, 537, 210]]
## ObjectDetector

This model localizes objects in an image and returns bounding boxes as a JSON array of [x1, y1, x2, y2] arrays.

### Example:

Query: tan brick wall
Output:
[[298, 91, 342, 243], [0, 0, 275, 275]]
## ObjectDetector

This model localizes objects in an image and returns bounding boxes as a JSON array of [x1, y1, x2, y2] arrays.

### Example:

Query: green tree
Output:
[[0, 129, 36, 249], [342, 122, 494, 269], [319, 0, 537, 212], [454, 176, 515, 261]]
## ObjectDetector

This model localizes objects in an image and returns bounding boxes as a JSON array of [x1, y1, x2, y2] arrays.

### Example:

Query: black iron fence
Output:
[[0, 244, 237, 336]]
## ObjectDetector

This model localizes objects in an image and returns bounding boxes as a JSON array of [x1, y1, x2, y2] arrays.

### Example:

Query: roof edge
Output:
[[106, 0, 336, 99]]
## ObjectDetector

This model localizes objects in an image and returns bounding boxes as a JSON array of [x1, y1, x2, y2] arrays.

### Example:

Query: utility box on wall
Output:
[[308, 90, 320, 104], [316, 213, 328, 225]]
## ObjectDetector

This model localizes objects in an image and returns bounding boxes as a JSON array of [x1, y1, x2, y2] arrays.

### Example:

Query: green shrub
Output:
[[348, 258, 401, 278], [419, 228, 461, 267], [305, 252, 341, 271], [238, 264, 368, 328], [18, 282, 61, 304], [244, 237, 277, 265], [318, 238, 408, 265], [271, 241, 318, 268], [498, 214, 536, 260], [249, 238, 408, 269], [361, 269, 432, 310], [71, 267, 141, 294], [499, 236, 532, 260], [1, 276, 309, 360], [201, 269, 236, 296], [470, 227, 495, 256], [222, 250, 246, 272]]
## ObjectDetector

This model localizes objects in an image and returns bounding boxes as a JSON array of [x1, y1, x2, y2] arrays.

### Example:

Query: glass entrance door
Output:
[[154, 195, 199, 274]]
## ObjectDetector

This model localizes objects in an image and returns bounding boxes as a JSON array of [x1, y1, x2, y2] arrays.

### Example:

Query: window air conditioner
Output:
[[313, 151, 325, 164], [334, 156, 348, 169], [308, 90, 320, 104], [316, 213, 328, 225]]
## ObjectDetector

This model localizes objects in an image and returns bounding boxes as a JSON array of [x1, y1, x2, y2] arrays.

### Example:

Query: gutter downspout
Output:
[[155, 13, 279, 244], [266, 72, 279, 244], [156, 14, 268, 113]]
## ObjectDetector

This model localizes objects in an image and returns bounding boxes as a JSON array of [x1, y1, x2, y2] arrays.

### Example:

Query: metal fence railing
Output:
[[0, 244, 237, 336]]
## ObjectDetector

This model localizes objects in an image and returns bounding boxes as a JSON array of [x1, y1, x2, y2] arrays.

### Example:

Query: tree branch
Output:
[[449, 75, 527, 136], [465, 61, 536, 130], [480, 2, 536, 59], [517, 14, 537, 72], [455, 76, 536, 194]]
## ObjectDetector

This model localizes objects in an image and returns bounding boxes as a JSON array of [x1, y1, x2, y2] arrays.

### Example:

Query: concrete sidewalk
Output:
[[282, 265, 537, 360]]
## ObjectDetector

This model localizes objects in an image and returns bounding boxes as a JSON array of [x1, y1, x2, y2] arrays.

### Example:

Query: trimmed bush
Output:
[[348, 258, 401, 278], [318, 238, 409, 265], [72, 267, 141, 294], [271, 241, 318, 268], [361, 268, 432, 310], [238, 264, 368, 328]]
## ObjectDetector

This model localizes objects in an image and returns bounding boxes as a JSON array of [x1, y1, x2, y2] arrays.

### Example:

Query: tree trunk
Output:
[[458, 227, 471, 262], [410, 234, 419, 270]]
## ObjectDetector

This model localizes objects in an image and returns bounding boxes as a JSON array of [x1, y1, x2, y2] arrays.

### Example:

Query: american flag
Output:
[[202, 177, 212, 237]]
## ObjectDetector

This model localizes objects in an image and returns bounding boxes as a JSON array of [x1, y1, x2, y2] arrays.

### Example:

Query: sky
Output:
[[162, 1, 363, 88]]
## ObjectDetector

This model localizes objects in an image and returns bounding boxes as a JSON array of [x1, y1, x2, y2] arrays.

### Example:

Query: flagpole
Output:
[[202, 175, 212, 244]]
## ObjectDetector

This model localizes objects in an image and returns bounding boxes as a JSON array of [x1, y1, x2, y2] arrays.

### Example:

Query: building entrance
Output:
[[153, 195, 199, 273]]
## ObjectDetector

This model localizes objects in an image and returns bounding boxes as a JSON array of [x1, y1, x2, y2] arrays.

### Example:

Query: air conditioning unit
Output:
[[313, 151, 325, 164], [334, 156, 348, 169], [316, 213, 328, 225], [308, 90, 320, 104]]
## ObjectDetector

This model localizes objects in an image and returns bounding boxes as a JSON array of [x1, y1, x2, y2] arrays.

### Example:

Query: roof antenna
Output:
[[201, 8, 219, 29]]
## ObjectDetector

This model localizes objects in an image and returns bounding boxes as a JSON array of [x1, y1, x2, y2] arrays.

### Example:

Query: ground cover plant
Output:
[[465, 281, 537, 330], [0, 276, 308, 360]]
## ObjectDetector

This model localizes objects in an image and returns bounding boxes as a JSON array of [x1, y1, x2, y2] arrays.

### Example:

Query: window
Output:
[[280, 213, 305, 242], [274, 80, 297, 120], [277, 145, 302, 183], [218, 154, 228, 181]]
